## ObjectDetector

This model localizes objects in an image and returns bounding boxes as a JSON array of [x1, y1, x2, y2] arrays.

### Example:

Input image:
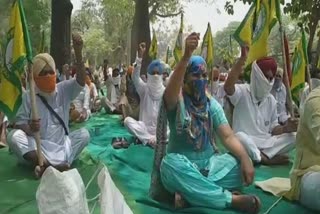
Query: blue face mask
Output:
[[187, 79, 208, 105]]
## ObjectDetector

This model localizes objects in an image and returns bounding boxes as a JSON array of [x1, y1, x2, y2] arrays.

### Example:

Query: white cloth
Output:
[[271, 83, 289, 124], [9, 79, 89, 165], [299, 78, 320, 115], [250, 61, 274, 103], [132, 58, 164, 135], [229, 84, 279, 138], [106, 75, 121, 104], [228, 79, 295, 162], [73, 84, 91, 120], [300, 171, 320, 212], [235, 131, 295, 162], [36, 167, 89, 214], [8, 128, 89, 165], [98, 166, 134, 214], [124, 117, 155, 145], [211, 82, 226, 107]]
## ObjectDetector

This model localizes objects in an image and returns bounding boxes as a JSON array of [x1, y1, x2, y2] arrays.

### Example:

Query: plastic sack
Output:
[[98, 166, 133, 214], [36, 167, 89, 214]]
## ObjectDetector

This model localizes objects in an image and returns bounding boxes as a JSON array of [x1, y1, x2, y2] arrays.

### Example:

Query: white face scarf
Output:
[[112, 75, 121, 86], [250, 61, 274, 103], [147, 73, 164, 100]]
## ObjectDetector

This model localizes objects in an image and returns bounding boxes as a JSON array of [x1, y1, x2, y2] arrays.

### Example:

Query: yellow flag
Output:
[[0, 0, 32, 119], [173, 13, 183, 63], [149, 29, 158, 60], [201, 22, 214, 71], [234, 0, 280, 78], [291, 29, 308, 104]]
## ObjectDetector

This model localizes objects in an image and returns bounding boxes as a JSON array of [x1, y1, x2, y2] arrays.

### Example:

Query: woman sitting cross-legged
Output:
[[156, 33, 261, 213]]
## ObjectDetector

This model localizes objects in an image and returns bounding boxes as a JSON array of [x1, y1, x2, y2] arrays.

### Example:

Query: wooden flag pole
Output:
[[27, 62, 43, 176], [279, 25, 295, 118]]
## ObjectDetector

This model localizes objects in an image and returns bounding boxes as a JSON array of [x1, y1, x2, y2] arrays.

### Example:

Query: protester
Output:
[[7, 33, 90, 176], [224, 49, 298, 165], [101, 67, 124, 114], [163, 63, 172, 87], [85, 69, 100, 112], [114, 43, 165, 149], [159, 33, 260, 213], [124, 65, 140, 120], [271, 68, 289, 124], [70, 70, 91, 123], [285, 87, 320, 212]]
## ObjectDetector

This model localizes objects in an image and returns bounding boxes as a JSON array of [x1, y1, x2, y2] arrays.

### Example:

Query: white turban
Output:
[[33, 53, 56, 76]]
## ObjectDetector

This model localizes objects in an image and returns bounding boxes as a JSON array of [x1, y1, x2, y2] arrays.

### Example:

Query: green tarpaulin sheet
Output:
[[0, 113, 316, 213]]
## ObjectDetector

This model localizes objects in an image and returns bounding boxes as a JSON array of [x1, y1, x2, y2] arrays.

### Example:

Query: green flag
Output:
[[149, 29, 158, 60], [201, 22, 214, 71], [291, 29, 308, 104], [0, 0, 33, 119], [173, 13, 183, 63]]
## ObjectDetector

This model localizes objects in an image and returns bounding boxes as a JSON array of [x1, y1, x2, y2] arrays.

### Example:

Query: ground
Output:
[[0, 113, 316, 214]]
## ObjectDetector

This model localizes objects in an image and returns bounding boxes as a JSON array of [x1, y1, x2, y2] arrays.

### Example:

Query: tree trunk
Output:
[[307, 20, 318, 63], [130, 0, 151, 74], [50, 0, 73, 73]]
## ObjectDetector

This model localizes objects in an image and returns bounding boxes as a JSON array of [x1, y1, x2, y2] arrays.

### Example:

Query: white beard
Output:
[[250, 61, 274, 103]]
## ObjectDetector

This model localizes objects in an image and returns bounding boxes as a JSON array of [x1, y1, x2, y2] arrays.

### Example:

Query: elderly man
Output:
[[163, 64, 172, 87], [159, 33, 260, 213], [122, 43, 165, 148], [271, 68, 289, 124], [285, 87, 320, 212], [224, 48, 298, 165], [7, 34, 89, 174]]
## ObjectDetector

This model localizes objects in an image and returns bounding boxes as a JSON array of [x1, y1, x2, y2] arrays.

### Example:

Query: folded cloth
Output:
[[255, 177, 290, 196]]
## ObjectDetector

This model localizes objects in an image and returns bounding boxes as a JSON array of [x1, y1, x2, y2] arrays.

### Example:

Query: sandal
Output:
[[232, 194, 261, 214], [112, 137, 130, 149]]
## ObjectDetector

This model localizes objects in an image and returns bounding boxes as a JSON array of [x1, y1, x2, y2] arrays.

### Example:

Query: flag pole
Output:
[[306, 65, 312, 92], [279, 25, 295, 118], [27, 62, 43, 176]]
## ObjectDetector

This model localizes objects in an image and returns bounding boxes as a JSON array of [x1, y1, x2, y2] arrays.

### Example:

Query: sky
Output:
[[70, 0, 250, 35]]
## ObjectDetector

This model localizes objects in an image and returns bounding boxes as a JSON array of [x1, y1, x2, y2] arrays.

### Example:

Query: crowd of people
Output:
[[0, 32, 320, 213]]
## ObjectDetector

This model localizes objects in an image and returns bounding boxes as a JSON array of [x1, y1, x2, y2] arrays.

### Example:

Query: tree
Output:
[[214, 21, 241, 65], [51, 0, 73, 72]]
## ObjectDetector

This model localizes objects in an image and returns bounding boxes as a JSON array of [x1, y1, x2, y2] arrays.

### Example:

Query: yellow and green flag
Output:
[[201, 22, 214, 72], [173, 13, 183, 64], [291, 29, 308, 104], [149, 29, 158, 60], [0, 0, 33, 119], [234, 0, 281, 79], [37, 29, 45, 54]]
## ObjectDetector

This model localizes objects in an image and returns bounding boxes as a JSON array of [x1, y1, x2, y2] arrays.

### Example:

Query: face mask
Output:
[[112, 75, 121, 86], [273, 78, 282, 90], [147, 73, 164, 100], [185, 79, 208, 105], [34, 74, 56, 93]]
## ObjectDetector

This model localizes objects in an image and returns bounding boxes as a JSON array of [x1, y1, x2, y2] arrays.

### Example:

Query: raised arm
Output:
[[224, 46, 248, 96], [72, 33, 86, 87], [164, 33, 200, 111], [132, 43, 147, 94]]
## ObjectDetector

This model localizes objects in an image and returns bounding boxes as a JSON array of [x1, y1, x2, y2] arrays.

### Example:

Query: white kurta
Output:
[[229, 84, 295, 162], [8, 79, 90, 165], [124, 58, 164, 144], [271, 83, 289, 124], [73, 84, 91, 120]]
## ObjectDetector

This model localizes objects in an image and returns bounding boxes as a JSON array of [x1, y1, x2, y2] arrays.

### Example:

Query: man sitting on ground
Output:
[[224, 48, 298, 165], [271, 68, 289, 125], [7, 33, 90, 176], [285, 86, 320, 212], [113, 43, 165, 149]]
